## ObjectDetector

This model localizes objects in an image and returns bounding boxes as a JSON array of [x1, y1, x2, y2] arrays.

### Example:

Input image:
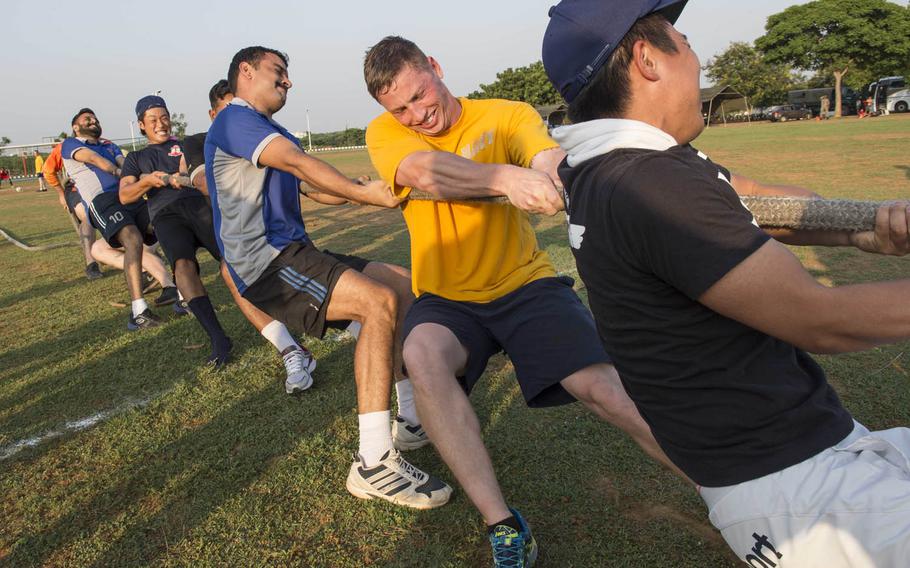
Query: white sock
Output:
[[261, 320, 298, 353], [395, 379, 419, 425], [177, 289, 184, 301], [131, 299, 149, 318], [346, 320, 362, 340], [358, 410, 393, 467]]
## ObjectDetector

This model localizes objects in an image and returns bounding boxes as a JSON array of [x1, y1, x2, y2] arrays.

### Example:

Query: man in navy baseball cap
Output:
[[135, 95, 168, 119], [544, 1, 910, 565], [542, 0, 687, 103]]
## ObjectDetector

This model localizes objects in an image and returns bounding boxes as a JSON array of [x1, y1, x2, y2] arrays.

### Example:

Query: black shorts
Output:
[[64, 190, 83, 215], [87, 192, 156, 248], [402, 276, 611, 408], [154, 196, 221, 269], [242, 241, 370, 339]]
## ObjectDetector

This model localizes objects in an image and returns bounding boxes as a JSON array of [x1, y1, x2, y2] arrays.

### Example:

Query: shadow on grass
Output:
[[896, 165, 910, 180], [5, 345, 355, 567]]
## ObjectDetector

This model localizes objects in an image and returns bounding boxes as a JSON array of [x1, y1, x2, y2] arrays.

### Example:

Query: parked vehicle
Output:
[[767, 105, 813, 122], [886, 89, 910, 113], [860, 76, 906, 114], [788, 86, 857, 116]]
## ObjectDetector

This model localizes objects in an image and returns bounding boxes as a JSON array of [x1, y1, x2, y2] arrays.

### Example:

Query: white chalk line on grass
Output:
[[0, 394, 158, 461]]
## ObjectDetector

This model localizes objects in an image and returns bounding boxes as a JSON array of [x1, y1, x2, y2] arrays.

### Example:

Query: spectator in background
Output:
[[34, 149, 48, 191], [0, 168, 12, 187], [819, 95, 830, 120]]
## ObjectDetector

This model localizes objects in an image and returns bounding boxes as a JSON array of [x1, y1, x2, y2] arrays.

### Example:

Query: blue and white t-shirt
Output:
[[61, 137, 123, 203], [204, 98, 309, 294]]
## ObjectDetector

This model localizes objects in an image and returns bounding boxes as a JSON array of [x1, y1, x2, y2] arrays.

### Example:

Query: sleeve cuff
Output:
[[252, 132, 281, 168]]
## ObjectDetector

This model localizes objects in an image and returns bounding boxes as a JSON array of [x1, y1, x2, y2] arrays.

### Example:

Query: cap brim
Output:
[[657, 0, 688, 24]]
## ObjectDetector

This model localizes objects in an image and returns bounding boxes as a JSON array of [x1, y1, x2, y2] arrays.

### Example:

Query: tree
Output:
[[756, 0, 910, 117], [468, 61, 562, 106], [170, 112, 188, 138], [703, 42, 797, 108], [0, 136, 9, 146]]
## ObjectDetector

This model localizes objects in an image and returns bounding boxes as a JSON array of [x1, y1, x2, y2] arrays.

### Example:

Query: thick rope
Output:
[[301, 184, 880, 232], [0, 225, 77, 251]]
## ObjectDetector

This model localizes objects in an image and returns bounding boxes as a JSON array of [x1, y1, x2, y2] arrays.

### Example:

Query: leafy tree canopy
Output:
[[703, 42, 798, 107], [467, 61, 562, 107]]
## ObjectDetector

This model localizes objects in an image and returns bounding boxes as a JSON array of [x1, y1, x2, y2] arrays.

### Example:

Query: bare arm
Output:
[[700, 235, 910, 354], [258, 136, 400, 208], [733, 173, 910, 252], [529, 147, 566, 190], [396, 150, 564, 215], [72, 147, 120, 177], [119, 172, 175, 204]]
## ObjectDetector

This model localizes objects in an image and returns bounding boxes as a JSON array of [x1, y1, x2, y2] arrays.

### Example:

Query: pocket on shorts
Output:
[[833, 426, 910, 475]]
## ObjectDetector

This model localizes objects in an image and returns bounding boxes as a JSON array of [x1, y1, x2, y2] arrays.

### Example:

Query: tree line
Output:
[[467, 0, 910, 119]]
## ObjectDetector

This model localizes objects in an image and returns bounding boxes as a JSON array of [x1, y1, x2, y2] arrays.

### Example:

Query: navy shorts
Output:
[[153, 196, 221, 270], [402, 276, 611, 408], [242, 242, 371, 339], [87, 192, 156, 248]]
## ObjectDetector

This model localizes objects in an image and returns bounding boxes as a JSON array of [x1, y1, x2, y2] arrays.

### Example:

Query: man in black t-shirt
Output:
[[120, 95, 232, 366], [543, 1, 910, 565]]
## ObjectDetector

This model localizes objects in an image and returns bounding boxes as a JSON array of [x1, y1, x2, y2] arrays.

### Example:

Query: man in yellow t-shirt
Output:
[[34, 149, 48, 191], [364, 36, 679, 566]]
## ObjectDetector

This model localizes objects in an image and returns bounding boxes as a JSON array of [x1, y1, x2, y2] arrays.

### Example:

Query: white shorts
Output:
[[699, 422, 910, 567]]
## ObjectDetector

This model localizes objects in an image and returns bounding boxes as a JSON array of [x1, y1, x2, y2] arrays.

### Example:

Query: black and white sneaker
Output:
[[127, 309, 162, 331], [392, 415, 430, 451], [345, 449, 452, 510]]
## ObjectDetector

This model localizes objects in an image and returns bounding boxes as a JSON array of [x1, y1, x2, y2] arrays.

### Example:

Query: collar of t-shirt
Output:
[[229, 97, 286, 131], [551, 119, 679, 167]]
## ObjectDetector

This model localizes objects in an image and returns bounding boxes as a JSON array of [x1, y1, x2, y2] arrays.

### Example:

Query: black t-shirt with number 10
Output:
[[559, 144, 853, 487]]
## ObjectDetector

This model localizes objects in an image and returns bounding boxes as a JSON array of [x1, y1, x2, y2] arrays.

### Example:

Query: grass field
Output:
[[1, 114, 909, 567]]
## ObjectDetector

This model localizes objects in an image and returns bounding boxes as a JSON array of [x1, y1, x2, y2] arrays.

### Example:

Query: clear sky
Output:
[[1, 0, 902, 145]]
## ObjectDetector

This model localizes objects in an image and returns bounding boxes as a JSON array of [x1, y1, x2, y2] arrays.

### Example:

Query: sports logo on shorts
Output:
[[168, 145, 183, 157]]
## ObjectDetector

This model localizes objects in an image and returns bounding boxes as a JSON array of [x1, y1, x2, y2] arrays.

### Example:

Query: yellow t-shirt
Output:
[[367, 98, 558, 302], [34, 154, 45, 174]]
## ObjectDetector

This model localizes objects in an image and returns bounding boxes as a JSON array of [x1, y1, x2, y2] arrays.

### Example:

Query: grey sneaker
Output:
[[345, 449, 452, 510], [282, 345, 317, 394], [392, 415, 430, 451]]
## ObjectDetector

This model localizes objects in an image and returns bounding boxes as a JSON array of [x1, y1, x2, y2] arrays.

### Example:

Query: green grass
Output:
[[1, 114, 909, 566]]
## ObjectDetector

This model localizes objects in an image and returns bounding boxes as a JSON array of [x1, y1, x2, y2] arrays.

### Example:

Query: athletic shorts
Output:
[[153, 196, 221, 269], [242, 241, 370, 339], [37, 173, 44, 179], [87, 192, 156, 248], [700, 421, 910, 567], [64, 190, 82, 215], [402, 276, 611, 408]]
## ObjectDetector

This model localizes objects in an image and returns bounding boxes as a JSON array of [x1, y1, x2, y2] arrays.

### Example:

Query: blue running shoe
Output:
[[489, 508, 538, 567], [173, 299, 190, 317]]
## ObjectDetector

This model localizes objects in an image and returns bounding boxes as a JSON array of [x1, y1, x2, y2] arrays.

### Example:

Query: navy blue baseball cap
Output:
[[542, 0, 688, 103], [135, 95, 168, 119]]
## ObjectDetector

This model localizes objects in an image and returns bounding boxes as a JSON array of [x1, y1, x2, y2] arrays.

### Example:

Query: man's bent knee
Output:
[[403, 324, 467, 382]]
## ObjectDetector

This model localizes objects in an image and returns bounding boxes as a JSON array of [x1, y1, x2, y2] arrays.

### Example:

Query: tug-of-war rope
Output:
[[0, 189, 885, 252], [302, 185, 882, 232]]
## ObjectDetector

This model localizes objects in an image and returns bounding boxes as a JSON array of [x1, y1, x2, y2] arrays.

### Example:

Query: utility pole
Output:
[[306, 108, 313, 152]]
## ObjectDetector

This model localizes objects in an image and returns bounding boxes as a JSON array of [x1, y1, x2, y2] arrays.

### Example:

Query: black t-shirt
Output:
[[121, 139, 204, 219], [182, 132, 207, 183], [559, 144, 853, 487]]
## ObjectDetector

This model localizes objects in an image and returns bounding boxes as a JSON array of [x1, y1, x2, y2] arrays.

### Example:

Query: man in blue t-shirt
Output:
[[119, 95, 232, 366], [62, 108, 175, 330], [544, 0, 910, 564], [205, 46, 451, 510]]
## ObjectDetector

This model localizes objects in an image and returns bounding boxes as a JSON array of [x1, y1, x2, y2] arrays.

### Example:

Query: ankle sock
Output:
[[261, 320, 298, 353], [131, 299, 149, 317], [395, 378, 419, 425], [358, 410, 393, 467]]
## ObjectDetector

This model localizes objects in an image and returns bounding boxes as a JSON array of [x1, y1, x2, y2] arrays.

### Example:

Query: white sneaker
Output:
[[392, 415, 431, 451], [282, 345, 316, 394], [345, 449, 452, 510]]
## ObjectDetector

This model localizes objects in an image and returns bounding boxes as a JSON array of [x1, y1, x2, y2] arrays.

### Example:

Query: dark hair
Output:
[[568, 14, 677, 123], [227, 46, 289, 94], [209, 79, 232, 109], [71, 107, 95, 126], [363, 36, 433, 100]]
